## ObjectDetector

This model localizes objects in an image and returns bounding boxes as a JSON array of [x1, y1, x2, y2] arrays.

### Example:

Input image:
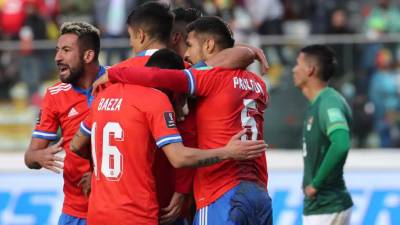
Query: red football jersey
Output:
[[33, 87, 89, 217], [111, 49, 195, 208], [32, 66, 106, 218], [80, 83, 182, 225], [107, 66, 269, 209]]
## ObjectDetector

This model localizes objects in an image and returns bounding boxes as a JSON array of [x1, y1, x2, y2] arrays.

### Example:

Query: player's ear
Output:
[[138, 28, 145, 44], [83, 50, 95, 64], [306, 65, 316, 79], [171, 32, 181, 45], [204, 39, 215, 54]]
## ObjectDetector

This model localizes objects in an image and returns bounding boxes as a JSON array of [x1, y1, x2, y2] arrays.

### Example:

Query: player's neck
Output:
[[303, 81, 327, 102], [75, 63, 100, 90], [141, 39, 166, 52]]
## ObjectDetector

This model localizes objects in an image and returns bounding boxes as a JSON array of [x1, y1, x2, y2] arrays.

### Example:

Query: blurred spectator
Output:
[[364, 0, 400, 36], [327, 8, 354, 77], [95, 0, 136, 65], [327, 8, 353, 34], [245, 0, 287, 64], [369, 48, 400, 147], [306, 0, 337, 34], [19, 0, 48, 105], [0, 0, 26, 39], [59, 0, 93, 23]]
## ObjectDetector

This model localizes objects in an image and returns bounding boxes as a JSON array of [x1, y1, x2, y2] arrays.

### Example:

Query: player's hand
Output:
[[225, 129, 268, 160], [304, 185, 317, 199], [92, 70, 109, 96], [159, 192, 185, 224], [34, 138, 65, 174], [238, 43, 269, 75], [78, 172, 92, 198]]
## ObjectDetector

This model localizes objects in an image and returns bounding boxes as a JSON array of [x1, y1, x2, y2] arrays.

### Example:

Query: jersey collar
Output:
[[72, 65, 106, 106], [192, 60, 208, 68], [136, 49, 159, 57]]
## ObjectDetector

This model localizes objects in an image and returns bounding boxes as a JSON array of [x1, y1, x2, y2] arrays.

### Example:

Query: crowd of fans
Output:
[[0, 0, 399, 148]]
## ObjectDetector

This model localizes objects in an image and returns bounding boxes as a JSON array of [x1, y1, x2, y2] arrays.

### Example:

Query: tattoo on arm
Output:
[[196, 157, 221, 167]]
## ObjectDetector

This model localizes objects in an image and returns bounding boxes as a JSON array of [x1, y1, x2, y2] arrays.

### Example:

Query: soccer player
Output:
[[96, 16, 273, 225], [69, 48, 268, 225], [169, 7, 203, 57], [292, 45, 353, 225], [24, 22, 105, 224]]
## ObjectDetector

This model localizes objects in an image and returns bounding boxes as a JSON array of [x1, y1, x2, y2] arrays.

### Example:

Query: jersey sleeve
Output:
[[144, 91, 183, 148], [108, 67, 190, 94], [319, 97, 349, 136], [32, 90, 59, 140], [79, 111, 93, 137], [187, 68, 222, 97]]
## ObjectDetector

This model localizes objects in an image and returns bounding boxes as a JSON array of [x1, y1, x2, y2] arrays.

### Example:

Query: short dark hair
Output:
[[173, 7, 202, 24], [186, 16, 235, 49], [126, 1, 173, 44], [60, 22, 100, 61], [300, 45, 337, 81], [145, 48, 185, 70]]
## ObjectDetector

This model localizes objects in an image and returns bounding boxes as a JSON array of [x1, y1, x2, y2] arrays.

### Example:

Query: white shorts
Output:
[[302, 207, 352, 225]]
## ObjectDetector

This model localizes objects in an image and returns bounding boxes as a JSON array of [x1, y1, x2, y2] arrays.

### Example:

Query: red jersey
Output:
[[32, 66, 106, 218], [80, 83, 182, 225], [111, 49, 195, 208], [107, 66, 269, 209]]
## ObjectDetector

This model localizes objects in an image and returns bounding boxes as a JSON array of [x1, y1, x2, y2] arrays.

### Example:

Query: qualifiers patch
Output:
[[36, 110, 42, 124], [327, 108, 345, 123], [164, 112, 177, 128]]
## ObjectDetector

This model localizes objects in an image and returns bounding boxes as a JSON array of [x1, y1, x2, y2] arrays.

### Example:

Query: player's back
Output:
[[88, 83, 168, 225], [191, 67, 269, 208]]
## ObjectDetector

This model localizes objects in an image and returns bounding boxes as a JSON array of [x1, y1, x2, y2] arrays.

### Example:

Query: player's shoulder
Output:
[[46, 82, 72, 96], [112, 56, 149, 68]]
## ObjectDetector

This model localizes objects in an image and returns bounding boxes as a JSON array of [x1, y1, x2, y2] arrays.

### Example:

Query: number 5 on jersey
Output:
[[241, 99, 259, 141]]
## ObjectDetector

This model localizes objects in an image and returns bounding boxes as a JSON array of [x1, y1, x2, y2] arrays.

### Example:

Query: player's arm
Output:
[[70, 121, 92, 159], [70, 129, 91, 159], [162, 129, 267, 168], [207, 44, 269, 74], [106, 67, 190, 94], [207, 46, 255, 69], [24, 137, 64, 173], [25, 91, 64, 173], [306, 102, 351, 197]]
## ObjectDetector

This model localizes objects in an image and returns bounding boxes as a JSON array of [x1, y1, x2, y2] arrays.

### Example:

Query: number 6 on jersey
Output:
[[91, 122, 124, 181]]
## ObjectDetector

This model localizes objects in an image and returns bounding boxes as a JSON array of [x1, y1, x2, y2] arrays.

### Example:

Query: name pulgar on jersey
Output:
[[80, 83, 182, 225]]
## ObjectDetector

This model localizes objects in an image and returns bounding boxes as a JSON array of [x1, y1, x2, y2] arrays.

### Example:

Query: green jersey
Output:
[[302, 87, 353, 215]]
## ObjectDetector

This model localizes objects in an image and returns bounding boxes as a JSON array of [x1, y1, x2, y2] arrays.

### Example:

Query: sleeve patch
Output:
[[36, 110, 42, 125], [327, 108, 345, 123], [164, 112, 177, 128]]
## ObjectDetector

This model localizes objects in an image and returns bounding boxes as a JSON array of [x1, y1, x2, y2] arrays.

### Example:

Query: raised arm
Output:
[[207, 46, 255, 69], [107, 67, 191, 94], [162, 129, 267, 168], [207, 44, 269, 74]]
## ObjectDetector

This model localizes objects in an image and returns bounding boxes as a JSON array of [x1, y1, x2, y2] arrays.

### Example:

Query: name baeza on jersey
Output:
[[98, 98, 123, 111], [233, 77, 264, 94]]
